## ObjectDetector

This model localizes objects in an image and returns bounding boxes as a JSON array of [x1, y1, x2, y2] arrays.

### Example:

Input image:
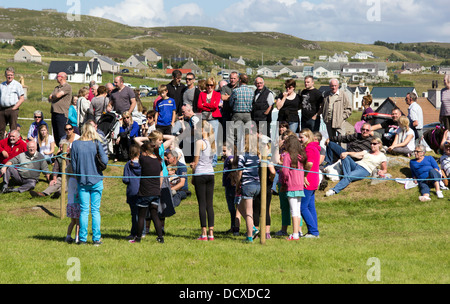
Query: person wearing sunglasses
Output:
[[324, 122, 374, 167], [326, 137, 387, 197], [27, 110, 48, 142], [410, 144, 444, 201]]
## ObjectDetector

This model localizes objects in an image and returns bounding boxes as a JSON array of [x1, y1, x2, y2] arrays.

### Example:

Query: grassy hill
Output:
[[1, 8, 447, 65]]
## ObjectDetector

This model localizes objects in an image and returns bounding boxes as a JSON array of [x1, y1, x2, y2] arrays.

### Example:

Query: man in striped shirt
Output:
[[0, 67, 24, 140], [440, 74, 450, 130]]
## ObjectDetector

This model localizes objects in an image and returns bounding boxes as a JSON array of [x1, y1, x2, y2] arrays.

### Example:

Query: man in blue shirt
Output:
[[155, 84, 176, 135], [0, 67, 25, 140]]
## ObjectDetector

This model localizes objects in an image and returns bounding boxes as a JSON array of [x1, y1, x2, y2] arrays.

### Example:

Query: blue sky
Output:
[[3, 0, 450, 44]]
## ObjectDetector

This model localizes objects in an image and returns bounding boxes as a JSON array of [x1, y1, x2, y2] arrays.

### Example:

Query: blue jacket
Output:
[[71, 140, 108, 186], [122, 160, 141, 197]]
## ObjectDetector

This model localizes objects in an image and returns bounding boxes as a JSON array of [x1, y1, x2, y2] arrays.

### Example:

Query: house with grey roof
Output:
[[123, 54, 148, 71], [370, 86, 417, 107], [0, 32, 15, 44], [182, 58, 202, 75], [90, 56, 120, 73], [341, 62, 389, 82], [313, 62, 343, 79], [143, 48, 162, 62], [48, 59, 102, 83]]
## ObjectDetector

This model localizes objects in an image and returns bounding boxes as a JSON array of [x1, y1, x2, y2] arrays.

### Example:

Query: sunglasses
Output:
[[413, 150, 423, 153], [186, 78, 194, 81], [34, 116, 42, 119], [361, 128, 370, 132], [65, 127, 73, 131], [371, 143, 379, 145], [206, 84, 214, 87]]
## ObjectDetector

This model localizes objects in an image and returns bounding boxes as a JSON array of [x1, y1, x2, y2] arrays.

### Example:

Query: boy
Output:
[[155, 85, 176, 135]]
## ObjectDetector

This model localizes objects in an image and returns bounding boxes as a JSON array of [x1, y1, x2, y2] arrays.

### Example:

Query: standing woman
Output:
[[114, 111, 140, 161], [71, 123, 108, 245], [37, 124, 55, 164], [299, 128, 320, 238], [191, 120, 216, 241], [276, 79, 301, 133]]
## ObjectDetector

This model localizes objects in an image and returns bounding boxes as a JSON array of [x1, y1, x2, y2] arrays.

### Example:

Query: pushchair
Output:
[[96, 111, 120, 156]]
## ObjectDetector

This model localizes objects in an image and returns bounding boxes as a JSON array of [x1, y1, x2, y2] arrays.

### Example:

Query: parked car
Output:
[[121, 68, 129, 73], [124, 83, 136, 89], [139, 85, 152, 91], [146, 88, 158, 96]]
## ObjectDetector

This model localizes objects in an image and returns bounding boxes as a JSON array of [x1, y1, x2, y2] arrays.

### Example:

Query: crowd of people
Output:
[[1, 66, 450, 245]]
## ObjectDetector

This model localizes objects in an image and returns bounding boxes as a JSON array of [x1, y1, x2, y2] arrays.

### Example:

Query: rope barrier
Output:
[[1, 154, 448, 182]]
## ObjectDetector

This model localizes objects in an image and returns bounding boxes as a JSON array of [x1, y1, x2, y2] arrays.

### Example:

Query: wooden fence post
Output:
[[60, 143, 68, 220]]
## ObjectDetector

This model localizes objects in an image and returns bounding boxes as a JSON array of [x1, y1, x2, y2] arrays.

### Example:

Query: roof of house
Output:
[[371, 87, 416, 99], [313, 62, 344, 71], [93, 56, 119, 66], [19, 45, 41, 57], [0, 32, 14, 39], [48, 60, 101, 75], [146, 48, 161, 56], [376, 97, 439, 125]]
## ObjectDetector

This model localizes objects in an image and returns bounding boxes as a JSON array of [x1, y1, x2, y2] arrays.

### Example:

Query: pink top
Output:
[[304, 141, 321, 191], [280, 152, 305, 192]]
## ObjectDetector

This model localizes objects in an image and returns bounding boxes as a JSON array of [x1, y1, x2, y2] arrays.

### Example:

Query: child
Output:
[[141, 110, 156, 137], [122, 144, 142, 240], [130, 141, 164, 243], [223, 145, 241, 236], [155, 85, 176, 135], [168, 166, 181, 192], [279, 134, 307, 241], [65, 151, 80, 243]]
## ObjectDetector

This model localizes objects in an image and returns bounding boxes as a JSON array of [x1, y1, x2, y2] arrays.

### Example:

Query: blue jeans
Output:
[[241, 182, 260, 200], [332, 156, 370, 194], [418, 169, 441, 195], [301, 189, 319, 236], [301, 117, 320, 132], [78, 181, 104, 243], [325, 141, 346, 166], [289, 122, 299, 133]]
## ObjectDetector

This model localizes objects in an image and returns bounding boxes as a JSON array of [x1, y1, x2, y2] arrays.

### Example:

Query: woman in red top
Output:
[[197, 77, 222, 163]]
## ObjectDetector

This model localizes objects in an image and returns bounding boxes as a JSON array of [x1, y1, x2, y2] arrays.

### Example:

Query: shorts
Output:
[[66, 203, 80, 219], [136, 195, 160, 208], [240, 182, 261, 200]]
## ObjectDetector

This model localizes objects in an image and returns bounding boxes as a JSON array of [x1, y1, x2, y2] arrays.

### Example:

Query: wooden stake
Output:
[[260, 144, 267, 245]]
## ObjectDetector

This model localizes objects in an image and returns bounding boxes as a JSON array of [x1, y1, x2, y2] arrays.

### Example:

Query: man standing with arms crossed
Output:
[[300, 75, 323, 132], [49, 72, 72, 147], [0, 67, 25, 140]]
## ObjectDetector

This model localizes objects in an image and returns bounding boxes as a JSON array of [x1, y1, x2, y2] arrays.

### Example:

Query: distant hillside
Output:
[[0, 8, 444, 64]]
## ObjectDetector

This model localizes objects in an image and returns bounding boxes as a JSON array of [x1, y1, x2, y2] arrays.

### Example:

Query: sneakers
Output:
[[65, 236, 74, 244], [326, 189, 336, 197], [207, 236, 214, 241], [93, 240, 103, 246], [129, 237, 141, 243], [243, 236, 253, 243], [419, 195, 431, 202], [437, 191, 444, 199], [287, 234, 300, 241], [275, 230, 288, 236], [197, 235, 208, 241], [252, 227, 260, 239], [156, 237, 164, 243], [303, 233, 320, 239]]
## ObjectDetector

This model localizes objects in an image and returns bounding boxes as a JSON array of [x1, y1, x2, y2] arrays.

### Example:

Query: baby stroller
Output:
[[97, 111, 120, 155]]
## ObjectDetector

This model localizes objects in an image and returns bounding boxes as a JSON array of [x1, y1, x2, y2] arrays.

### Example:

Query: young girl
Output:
[[223, 145, 241, 236], [191, 120, 216, 241], [122, 144, 142, 240], [37, 124, 55, 164], [387, 115, 415, 157], [236, 133, 261, 243], [299, 128, 321, 238], [130, 141, 164, 243], [280, 134, 307, 240]]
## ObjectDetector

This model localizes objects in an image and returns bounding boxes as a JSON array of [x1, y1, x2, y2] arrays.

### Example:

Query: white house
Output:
[[0, 32, 15, 44], [346, 85, 371, 109], [230, 56, 246, 66], [85, 49, 99, 57], [313, 62, 342, 79], [290, 58, 304, 66], [123, 54, 148, 71], [14, 45, 42, 63], [341, 62, 389, 82], [48, 59, 103, 84], [328, 53, 348, 63], [90, 56, 120, 73], [256, 65, 301, 78], [143, 48, 162, 62]]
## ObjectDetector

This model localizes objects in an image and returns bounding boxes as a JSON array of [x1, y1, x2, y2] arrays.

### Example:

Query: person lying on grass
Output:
[[326, 137, 387, 197]]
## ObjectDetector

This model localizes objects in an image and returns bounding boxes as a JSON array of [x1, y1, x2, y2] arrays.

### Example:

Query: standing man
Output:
[[182, 72, 200, 113], [221, 71, 240, 148], [109, 76, 136, 115], [227, 74, 255, 153], [49, 72, 72, 147], [251, 77, 274, 138], [167, 70, 186, 116], [0, 67, 25, 140], [406, 92, 423, 145], [320, 78, 352, 139], [299, 75, 323, 132]]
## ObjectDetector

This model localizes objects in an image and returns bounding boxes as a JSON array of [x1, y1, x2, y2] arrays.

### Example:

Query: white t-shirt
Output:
[[440, 154, 450, 176], [39, 135, 55, 158], [396, 128, 415, 151], [357, 151, 387, 174]]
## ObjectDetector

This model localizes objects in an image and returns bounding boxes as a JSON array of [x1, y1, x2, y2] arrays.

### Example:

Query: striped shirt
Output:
[[237, 152, 260, 185], [441, 88, 450, 117], [0, 79, 24, 108], [230, 84, 254, 113]]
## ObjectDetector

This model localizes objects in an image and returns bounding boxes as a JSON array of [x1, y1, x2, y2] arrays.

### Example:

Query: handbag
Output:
[[95, 140, 107, 172]]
